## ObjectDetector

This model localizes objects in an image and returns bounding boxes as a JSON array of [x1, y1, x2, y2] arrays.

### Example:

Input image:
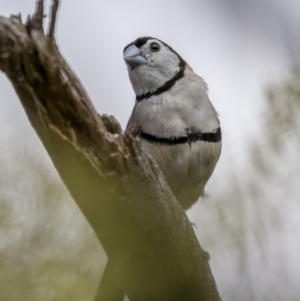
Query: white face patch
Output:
[[127, 39, 183, 96]]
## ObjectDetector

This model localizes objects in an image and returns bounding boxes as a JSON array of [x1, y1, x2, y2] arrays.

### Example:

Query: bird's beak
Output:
[[123, 45, 148, 70]]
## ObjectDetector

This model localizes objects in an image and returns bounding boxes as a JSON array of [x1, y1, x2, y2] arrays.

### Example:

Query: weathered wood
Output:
[[0, 1, 222, 300]]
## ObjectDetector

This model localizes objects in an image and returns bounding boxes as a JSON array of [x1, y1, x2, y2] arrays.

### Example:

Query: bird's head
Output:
[[123, 37, 186, 98]]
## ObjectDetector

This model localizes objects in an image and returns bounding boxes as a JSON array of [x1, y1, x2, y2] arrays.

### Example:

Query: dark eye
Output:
[[150, 42, 160, 52]]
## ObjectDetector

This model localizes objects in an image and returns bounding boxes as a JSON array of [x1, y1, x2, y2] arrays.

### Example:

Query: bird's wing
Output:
[[125, 105, 142, 137]]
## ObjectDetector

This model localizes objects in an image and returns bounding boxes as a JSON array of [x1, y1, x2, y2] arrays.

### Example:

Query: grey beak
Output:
[[123, 45, 148, 70]]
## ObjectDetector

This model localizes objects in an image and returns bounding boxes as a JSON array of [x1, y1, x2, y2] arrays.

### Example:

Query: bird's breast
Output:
[[139, 138, 221, 209]]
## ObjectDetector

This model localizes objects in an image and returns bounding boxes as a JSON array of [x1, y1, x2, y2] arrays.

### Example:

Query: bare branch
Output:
[[0, 2, 222, 301], [30, 0, 44, 31], [48, 0, 59, 38]]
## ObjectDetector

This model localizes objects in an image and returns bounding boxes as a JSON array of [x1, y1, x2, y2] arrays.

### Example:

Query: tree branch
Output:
[[0, 1, 222, 300], [47, 0, 59, 38]]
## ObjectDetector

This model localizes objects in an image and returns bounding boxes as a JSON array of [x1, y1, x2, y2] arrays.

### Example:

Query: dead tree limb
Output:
[[0, 1, 222, 300]]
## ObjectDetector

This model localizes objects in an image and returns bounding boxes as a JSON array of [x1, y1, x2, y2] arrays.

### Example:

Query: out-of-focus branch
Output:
[[0, 1, 221, 300]]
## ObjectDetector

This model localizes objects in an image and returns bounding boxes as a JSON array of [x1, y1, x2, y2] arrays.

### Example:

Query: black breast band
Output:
[[140, 127, 221, 146]]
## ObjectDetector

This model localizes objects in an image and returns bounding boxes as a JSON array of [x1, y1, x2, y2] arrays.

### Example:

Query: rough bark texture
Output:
[[0, 1, 222, 301]]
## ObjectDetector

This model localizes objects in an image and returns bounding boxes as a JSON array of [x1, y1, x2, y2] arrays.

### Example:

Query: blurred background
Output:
[[1, 0, 300, 300]]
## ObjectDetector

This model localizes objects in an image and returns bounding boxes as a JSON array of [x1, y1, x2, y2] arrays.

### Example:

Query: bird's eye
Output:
[[150, 42, 160, 52]]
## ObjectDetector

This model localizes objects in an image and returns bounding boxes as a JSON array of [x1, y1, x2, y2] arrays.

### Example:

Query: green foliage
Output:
[[193, 61, 300, 301], [0, 142, 106, 301]]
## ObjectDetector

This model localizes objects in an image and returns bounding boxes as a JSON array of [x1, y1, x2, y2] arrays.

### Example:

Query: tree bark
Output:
[[0, 1, 222, 301]]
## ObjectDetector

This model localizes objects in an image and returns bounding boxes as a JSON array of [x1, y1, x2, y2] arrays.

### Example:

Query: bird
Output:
[[123, 36, 221, 210]]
